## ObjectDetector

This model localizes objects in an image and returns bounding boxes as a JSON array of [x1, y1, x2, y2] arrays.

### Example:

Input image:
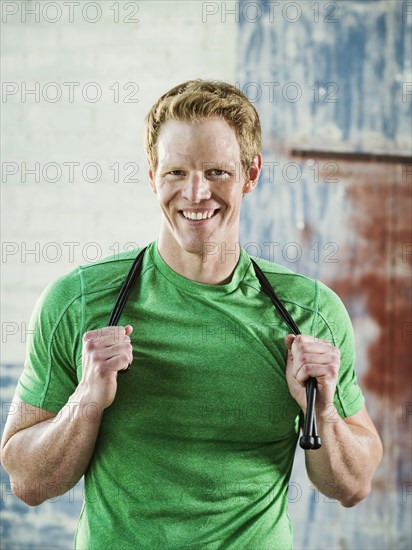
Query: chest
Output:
[[98, 287, 301, 445]]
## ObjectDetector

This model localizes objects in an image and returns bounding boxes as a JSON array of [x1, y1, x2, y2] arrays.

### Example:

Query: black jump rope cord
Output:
[[108, 248, 321, 450], [250, 260, 321, 450]]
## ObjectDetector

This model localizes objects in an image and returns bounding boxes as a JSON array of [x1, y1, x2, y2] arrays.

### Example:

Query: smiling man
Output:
[[1, 80, 382, 549]]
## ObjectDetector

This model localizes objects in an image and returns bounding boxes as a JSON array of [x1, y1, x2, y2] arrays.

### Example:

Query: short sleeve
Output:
[[15, 269, 83, 413], [315, 281, 365, 418]]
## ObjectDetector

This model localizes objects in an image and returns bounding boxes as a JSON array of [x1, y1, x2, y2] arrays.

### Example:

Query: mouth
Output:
[[178, 209, 220, 223]]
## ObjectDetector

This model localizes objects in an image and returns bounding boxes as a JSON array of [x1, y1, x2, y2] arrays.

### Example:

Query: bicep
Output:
[[1, 394, 57, 451]]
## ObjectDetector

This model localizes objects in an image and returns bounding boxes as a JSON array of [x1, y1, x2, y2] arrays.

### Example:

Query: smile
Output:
[[179, 209, 219, 221]]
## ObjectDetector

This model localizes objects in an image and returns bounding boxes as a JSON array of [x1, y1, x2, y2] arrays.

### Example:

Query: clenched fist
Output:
[[79, 325, 133, 410], [285, 334, 340, 415]]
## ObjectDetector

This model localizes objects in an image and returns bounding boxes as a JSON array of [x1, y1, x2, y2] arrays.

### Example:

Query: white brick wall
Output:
[[1, 0, 238, 363]]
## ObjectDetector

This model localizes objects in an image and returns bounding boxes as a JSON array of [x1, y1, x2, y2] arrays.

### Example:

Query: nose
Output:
[[182, 171, 212, 203]]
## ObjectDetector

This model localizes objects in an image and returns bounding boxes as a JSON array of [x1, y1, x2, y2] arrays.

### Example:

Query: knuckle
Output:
[[110, 327, 119, 340], [333, 362, 340, 373], [330, 351, 340, 364], [329, 364, 339, 377], [301, 364, 311, 375], [84, 329, 102, 342], [84, 339, 95, 352]]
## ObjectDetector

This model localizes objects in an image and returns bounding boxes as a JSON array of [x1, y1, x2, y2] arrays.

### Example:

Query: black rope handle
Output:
[[251, 260, 321, 450]]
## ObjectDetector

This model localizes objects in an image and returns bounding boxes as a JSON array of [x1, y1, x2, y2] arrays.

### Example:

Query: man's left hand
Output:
[[284, 334, 340, 414]]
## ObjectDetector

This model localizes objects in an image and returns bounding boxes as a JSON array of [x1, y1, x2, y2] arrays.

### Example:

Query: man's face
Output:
[[149, 117, 260, 256]]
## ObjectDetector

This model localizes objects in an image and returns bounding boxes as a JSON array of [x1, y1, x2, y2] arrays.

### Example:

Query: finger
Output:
[[92, 343, 133, 362], [291, 335, 334, 350], [295, 352, 337, 366], [295, 364, 339, 385], [83, 327, 130, 346], [291, 340, 336, 356], [294, 335, 332, 344], [285, 334, 296, 351], [82, 340, 132, 366], [104, 354, 133, 373], [317, 338, 332, 345], [285, 348, 294, 371], [103, 326, 132, 344]]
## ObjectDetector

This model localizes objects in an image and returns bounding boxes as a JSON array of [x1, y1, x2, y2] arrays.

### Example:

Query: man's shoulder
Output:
[[247, 254, 344, 313], [42, 247, 146, 307], [250, 255, 306, 277], [248, 255, 317, 297], [79, 247, 141, 287]]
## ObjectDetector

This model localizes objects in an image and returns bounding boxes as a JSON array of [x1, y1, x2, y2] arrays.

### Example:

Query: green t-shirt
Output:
[[16, 241, 364, 550]]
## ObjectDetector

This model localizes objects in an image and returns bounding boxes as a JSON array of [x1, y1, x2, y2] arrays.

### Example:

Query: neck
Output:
[[157, 234, 241, 285]]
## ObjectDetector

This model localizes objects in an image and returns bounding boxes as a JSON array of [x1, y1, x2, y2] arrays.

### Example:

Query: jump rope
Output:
[[108, 247, 321, 451]]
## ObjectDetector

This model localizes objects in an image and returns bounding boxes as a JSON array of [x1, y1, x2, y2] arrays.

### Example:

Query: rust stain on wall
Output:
[[317, 160, 412, 401]]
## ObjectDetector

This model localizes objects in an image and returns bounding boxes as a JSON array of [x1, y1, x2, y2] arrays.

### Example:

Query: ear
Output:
[[148, 162, 157, 194], [243, 153, 262, 195]]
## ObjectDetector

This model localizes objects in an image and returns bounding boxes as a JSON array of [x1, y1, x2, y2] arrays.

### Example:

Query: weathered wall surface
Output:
[[235, 1, 411, 548]]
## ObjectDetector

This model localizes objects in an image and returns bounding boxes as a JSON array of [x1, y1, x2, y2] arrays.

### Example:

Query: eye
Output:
[[168, 170, 185, 176], [207, 169, 228, 177]]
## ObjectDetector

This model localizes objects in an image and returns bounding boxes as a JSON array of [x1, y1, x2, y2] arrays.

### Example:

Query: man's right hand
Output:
[[80, 325, 134, 410]]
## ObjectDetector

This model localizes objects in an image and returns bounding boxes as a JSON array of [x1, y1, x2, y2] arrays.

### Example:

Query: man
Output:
[[1, 79, 382, 549]]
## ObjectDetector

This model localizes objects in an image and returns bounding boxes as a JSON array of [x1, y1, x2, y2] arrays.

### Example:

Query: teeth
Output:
[[182, 210, 214, 220]]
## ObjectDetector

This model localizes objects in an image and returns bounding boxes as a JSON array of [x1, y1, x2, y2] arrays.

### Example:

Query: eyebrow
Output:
[[159, 161, 240, 173], [160, 163, 230, 168], [202, 162, 239, 171]]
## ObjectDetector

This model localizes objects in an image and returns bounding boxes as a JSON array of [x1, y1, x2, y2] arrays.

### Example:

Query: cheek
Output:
[[226, 188, 244, 210], [156, 181, 178, 205]]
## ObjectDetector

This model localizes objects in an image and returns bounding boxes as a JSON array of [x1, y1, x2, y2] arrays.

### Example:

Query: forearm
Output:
[[304, 406, 383, 507], [2, 384, 103, 505]]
